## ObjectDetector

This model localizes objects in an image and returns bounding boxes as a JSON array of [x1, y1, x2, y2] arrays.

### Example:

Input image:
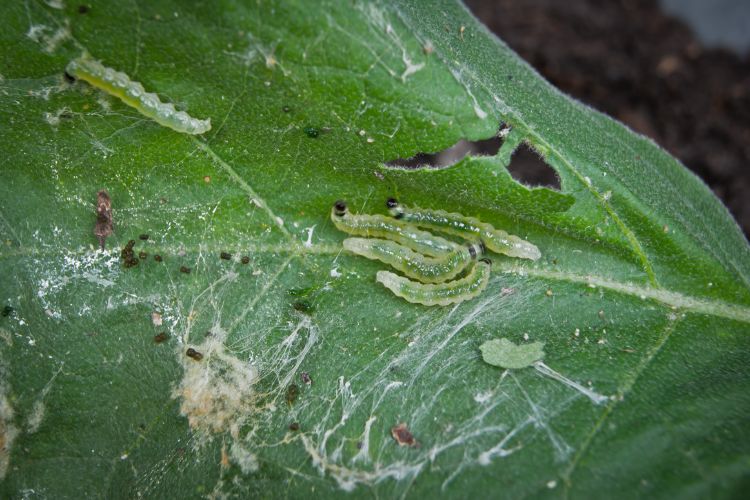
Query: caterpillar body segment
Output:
[[343, 237, 484, 283], [66, 52, 211, 135], [386, 199, 540, 261], [376, 259, 492, 306], [331, 201, 455, 256]]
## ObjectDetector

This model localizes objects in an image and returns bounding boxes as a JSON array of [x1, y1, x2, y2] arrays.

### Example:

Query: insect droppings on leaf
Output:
[[121, 240, 138, 268], [288, 422, 300, 431], [186, 348, 203, 361], [78, 5, 89, 14], [153, 332, 169, 343], [241, 256, 250, 264], [391, 423, 418, 447], [303, 126, 319, 138], [300, 372, 312, 385], [138, 251, 148, 260], [94, 190, 113, 250], [1, 305, 13, 317], [139, 233, 149, 241], [153, 254, 162, 262], [286, 384, 300, 405], [220, 252, 232, 260], [180, 266, 191, 274]]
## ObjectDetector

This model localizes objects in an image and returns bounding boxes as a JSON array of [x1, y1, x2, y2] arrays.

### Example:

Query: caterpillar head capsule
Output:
[[386, 198, 404, 219], [333, 200, 348, 217]]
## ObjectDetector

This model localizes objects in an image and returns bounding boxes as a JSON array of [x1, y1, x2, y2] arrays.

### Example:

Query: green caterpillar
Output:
[[386, 199, 540, 261], [331, 201, 455, 256], [376, 259, 492, 306], [66, 52, 211, 135], [343, 237, 484, 283]]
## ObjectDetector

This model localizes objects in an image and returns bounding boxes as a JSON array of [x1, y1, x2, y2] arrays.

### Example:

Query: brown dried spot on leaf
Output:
[[94, 190, 113, 250], [391, 423, 418, 447]]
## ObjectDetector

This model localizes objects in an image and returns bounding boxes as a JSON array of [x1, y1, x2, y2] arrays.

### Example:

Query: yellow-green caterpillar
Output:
[[66, 52, 211, 135], [386, 199, 540, 260], [331, 201, 455, 257], [343, 237, 484, 283], [376, 259, 492, 306]]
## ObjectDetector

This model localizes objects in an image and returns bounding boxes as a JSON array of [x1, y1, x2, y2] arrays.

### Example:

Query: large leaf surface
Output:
[[1, 1, 749, 498]]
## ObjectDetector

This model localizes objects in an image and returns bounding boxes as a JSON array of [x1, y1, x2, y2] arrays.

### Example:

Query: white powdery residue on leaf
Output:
[[301, 433, 424, 493], [303, 225, 316, 248], [26, 366, 62, 434], [0, 377, 19, 480], [26, 21, 70, 54], [229, 442, 258, 474], [173, 326, 260, 441], [33, 248, 120, 320], [43, 107, 73, 127]]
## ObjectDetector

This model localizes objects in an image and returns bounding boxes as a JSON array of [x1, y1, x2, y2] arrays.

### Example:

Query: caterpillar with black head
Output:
[[331, 201, 455, 256], [386, 198, 540, 260]]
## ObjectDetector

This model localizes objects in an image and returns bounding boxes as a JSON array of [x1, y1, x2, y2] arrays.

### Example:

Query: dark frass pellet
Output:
[[153, 332, 169, 343], [78, 4, 89, 14], [121, 239, 139, 268], [220, 252, 232, 260], [139, 234, 149, 241], [289, 422, 300, 431], [186, 348, 203, 361], [303, 126, 319, 138], [180, 266, 191, 274], [1, 305, 13, 317], [138, 251, 148, 260], [154, 254, 163, 262], [241, 256, 250, 264]]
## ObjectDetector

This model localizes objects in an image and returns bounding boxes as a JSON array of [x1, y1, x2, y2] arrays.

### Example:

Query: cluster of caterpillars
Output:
[[331, 199, 540, 306]]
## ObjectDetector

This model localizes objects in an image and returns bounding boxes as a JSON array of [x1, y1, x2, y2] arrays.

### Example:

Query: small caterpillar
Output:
[[343, 237, 483, 283], [66, 52, 211, 135], [386, 199, 540, 261], [331, 201, 455, 257], [376, 259, 492, 306]]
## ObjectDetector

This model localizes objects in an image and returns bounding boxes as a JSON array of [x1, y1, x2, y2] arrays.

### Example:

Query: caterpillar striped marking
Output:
[[343, 237, 483, 283], [376, 259, 492, 306], [386, 198, 540, 261], [331, 201, 455, 257], [66, 52, 211, 135]]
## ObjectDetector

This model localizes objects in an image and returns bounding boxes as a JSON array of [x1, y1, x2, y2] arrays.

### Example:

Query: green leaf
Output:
[[2, 1, 749, 498], [480, 338, 545, 369]]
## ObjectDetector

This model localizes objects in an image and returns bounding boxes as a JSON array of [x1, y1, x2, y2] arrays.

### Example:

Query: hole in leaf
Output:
[[386, 136, 502, 169], [507, 143, 561, 190]]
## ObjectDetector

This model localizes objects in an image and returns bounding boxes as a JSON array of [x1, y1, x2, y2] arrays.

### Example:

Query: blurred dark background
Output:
[[464, 0, 750, 238]]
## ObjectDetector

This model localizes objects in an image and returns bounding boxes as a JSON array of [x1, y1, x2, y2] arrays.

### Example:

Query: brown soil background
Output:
[[465, 0, 750, 238]]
